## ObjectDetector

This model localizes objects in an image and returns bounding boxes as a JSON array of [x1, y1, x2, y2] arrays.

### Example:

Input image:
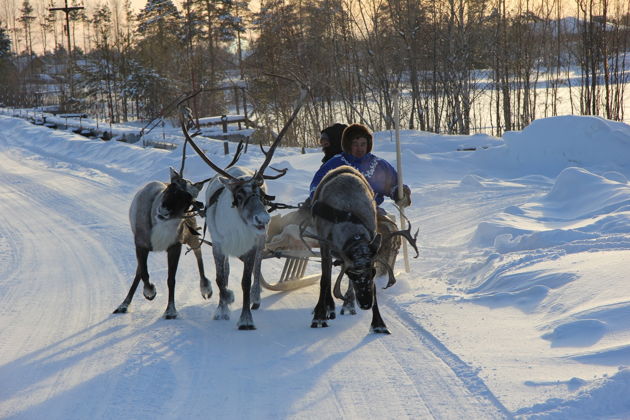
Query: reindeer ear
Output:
[[169, 167, 181, 182], [192, 181, 205, 193], [369, 234, 382, 255]]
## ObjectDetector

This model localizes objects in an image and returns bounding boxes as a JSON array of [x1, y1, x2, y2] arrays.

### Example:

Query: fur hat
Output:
[[320, 123, 347, 163], [341, 123, 373, 154]]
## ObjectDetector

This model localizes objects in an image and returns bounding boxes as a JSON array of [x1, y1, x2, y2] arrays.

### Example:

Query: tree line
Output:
[[0, 0, 629, 146]]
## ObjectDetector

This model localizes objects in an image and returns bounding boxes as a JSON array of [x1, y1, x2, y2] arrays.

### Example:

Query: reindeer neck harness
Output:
[[311, 201, 367, 228]]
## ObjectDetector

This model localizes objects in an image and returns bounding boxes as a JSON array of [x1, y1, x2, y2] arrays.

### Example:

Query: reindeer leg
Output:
[[237, 249, 256, 330], [312, 243, 333, 328], [340, 282, 357, 316], [114, 246, 152, 314], [164, 243, 182, 319], [213, 246, 233, 320], [137, 246, 156, 301], [186, 230, 212, 300], [250, 237, 264, 310], [193, 245, 212, 300], [369, 285, 390, 334]]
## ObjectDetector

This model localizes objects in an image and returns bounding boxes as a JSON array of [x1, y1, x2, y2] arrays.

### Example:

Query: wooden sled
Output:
[[260, 249, 321, 291]]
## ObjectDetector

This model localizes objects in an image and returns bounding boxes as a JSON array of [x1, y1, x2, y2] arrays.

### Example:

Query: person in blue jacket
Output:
[[308, 123, 411, 276], [309, 123, 411, 210]]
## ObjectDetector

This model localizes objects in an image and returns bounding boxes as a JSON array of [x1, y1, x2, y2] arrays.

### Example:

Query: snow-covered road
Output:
[[0, 122, 509, 418]]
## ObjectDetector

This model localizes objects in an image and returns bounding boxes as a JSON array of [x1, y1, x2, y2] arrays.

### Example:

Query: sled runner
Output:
[[260, 251, 320, 291]]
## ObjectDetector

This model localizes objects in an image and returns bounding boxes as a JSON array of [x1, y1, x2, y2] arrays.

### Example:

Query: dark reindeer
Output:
[[113, 168, 210, 319], [306, 166, 418, 334], [181, 88, 307, 330]]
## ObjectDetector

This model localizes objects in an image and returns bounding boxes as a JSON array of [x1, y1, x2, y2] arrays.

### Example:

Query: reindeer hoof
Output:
[[143, 284, 156, 300], [370, 326, 390, 334], [214, 313, 230, 321], [311, 320, 328, 328], [251, 302, 260, 310], [238, 324, 256, 330], [340, 307, 356, 316], [164, 308, 178, 319], [328, 312, 336, 320], [113, 305, 128, 314], [200, 279, 212, 300]]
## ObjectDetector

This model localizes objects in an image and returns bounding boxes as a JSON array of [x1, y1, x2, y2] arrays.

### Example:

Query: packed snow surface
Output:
[[1, 113, 630, 419]]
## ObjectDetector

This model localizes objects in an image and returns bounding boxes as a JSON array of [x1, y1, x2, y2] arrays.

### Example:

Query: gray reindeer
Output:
[[307, 166, 418, 334], [113, 168, 210, 319]]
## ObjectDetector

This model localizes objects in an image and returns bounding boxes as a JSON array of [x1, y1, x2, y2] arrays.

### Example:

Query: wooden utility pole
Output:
[[49, 0, 84, 99], [392, 89, 410, 273]]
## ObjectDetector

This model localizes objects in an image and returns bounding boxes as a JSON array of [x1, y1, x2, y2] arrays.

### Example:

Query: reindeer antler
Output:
[[298, 220, 326, 257], [383, 210, 420, 258], [225, 139, 245, 170], [375, 256, 397, 289], [180, 110, 246, 184], [333, 267, 347, 300], [255, 85, 308, 179], [258, 143, 289, 180], [179, 106, 198, 176]]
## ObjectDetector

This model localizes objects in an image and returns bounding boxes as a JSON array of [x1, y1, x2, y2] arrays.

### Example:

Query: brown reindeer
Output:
[[306, 166, 418, 334]]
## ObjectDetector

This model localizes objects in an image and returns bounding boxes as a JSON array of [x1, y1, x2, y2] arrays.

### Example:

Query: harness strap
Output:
[[196, 186, 225, 249], [207, 186, 225, 208], [311, 201, 366, 226]]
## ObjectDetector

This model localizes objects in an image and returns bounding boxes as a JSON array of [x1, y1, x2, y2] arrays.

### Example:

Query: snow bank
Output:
[[516, 368, 630, 419], [475, 115, 630, 178]]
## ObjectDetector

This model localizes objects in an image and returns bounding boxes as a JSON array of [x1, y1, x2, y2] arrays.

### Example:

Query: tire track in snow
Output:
[[0, 149, 138, 418], [381, 294, 514, 419]]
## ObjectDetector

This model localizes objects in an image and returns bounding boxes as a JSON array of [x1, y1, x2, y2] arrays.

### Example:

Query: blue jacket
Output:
[[309, 152, 401, 206]]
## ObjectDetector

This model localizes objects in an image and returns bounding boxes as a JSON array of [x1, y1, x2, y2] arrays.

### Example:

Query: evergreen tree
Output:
[[0, 23, 11, 57], [18, 0, 36, 56], [135, 0, 186, 115], [189, 0, 248, 115], [0, 21, 17, 104]]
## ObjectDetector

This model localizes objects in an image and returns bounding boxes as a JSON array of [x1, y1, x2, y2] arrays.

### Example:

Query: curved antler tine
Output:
[[386, 209, 420, 258], [259, 141, 268, 155], [376, 256, 397, 289], [333, 267, 347, 300], [257, 86, 308, 179], [180, 114, 243, 183], [262, 167, 288, 180], [298, 220, 323, 256], [225, 139, 244, 170], [176, 88, 203, 109]]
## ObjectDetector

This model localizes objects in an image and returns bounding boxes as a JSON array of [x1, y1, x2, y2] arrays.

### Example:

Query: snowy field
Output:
[[1, 113, 630, 419]]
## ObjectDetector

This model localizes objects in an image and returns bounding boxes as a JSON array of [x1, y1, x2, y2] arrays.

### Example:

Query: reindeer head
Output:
[[180, 104, 297, 235], [156, 168, 205, 220], [339, 233, 381, 309], [219, 175, 271, 232]]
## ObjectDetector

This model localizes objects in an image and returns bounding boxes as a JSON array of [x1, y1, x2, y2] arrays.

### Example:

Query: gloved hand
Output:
[[394, 185, 411, 208]]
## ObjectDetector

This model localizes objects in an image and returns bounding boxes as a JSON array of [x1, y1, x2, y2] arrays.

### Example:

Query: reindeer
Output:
[[113, 168, 210, 319], [180, 88, 306, 330], [306, 166, 418, 334]]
